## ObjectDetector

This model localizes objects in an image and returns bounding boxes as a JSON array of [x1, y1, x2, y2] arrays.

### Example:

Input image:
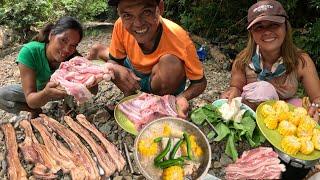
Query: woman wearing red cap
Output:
[[221, 0, 320, 122]]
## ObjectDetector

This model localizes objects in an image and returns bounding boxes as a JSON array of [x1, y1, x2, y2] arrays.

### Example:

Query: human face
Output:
[[250, 21, 286, 53], [117, 0, 162, 48], [47, 29, 81, 67]]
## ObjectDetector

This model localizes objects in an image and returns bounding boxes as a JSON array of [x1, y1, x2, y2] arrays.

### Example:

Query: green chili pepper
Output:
[[153, 137, 163, 143], [183, 132, 192, 160], [154, 138, 172, 164], [155, 157, 184, 169], [169, 138, 184, 159]]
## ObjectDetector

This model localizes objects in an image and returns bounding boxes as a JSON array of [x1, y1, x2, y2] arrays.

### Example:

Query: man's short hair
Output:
[[108, 0, 160, 6]]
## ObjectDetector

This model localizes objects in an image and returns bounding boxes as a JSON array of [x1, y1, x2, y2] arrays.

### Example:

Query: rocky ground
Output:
[[0, 26, 238, 179]]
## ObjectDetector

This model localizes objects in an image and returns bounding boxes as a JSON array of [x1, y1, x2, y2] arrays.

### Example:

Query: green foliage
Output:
[[0, 0, 109, 40], [163, 0, 320, 72], [0, 0, 53, 32]]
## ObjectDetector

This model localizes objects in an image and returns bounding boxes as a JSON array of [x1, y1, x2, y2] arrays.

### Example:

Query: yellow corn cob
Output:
[[299, 116, 317, 131], [180, 142, 187, 156], [264, 115, 278, 130], [288, 115, 301, 126], [273, 100, 289, 114], [190, 135, 203, 158], [277, 111, 291, 121], [312, 133, 320, 150], [299, 137, 314, 155], [261, 104, 276, 118], [281, 136, 301, 155], [313, 128, 320, 136], [162, 166, 184, 180], [138, 139, 158, 156], [278, 120, 296, 136], [163, 123, 171, 137], [297, 126, 313, 138], [293, 107, 308, 117]]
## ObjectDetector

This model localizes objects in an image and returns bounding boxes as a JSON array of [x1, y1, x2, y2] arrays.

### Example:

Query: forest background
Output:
[[0, 0, 319, 72]]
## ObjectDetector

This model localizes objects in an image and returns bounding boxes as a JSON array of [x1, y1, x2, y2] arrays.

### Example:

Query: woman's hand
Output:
[[43, 82, 68, 101], [111, 64, 141, 96], [308, 104, 319, 122], [176, 96, 189, 119], [220, 87, 241, 103]]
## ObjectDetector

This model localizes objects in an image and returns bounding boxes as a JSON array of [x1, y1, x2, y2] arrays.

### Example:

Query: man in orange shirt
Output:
[[87, 0, 207, 118]]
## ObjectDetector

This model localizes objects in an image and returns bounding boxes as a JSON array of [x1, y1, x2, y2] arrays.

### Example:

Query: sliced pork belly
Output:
[[19, 120, 60, 179], [118, 93, 178, 130], [64, 116, 116, 176], [225, 147, 286, 180], [39, 114, 100, 179], [1, 123, 27, 180], [76, 114, 126, 172]]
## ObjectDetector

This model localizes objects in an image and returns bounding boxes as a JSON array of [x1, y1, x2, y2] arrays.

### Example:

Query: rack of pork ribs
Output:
[[0, 114, 126, 179]]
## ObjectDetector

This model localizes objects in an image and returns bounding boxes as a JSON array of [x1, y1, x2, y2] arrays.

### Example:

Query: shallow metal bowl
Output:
[[133, 117, 211, 180]]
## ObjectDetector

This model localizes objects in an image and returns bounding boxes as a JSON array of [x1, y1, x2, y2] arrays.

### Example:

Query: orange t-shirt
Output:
[[109, 17, 204, 80]]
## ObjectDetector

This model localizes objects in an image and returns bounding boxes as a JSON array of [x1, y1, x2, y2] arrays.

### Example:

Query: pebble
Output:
[[99, 123, 112, 133], [220, 154, 233, 166], [0, 152, 4, 161], [113, 176, 123, 180], [0, 131, 3, 141], [1, 160, 7, 172], [213, 161, 222, 168]]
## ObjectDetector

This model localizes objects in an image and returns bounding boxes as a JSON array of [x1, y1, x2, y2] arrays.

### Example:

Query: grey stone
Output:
[[99, 123, 112, 133], [95, 109, 111, 122], [0, 131, 3, 141], [0, 26, 14, 49], [1, 160, 7, 172], [213, 161, 222, 168], [113, 176, 123, 180], [220, 154, 233, 166], [123, 176, 132, 180], [108, 133, 116, 141], [0, 152, 5, 161]]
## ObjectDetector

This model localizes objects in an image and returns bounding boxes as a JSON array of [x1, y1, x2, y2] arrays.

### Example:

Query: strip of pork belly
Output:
[[40, 114, 100, 179], [30, 118, 87, 180], [64, 116, 116, 176], [1, 123, 27, 180], [76, 114, 126, 171], [19, 120, 60, 178]]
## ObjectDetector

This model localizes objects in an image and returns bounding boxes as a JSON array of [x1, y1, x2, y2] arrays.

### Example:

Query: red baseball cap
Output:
[[247, 0, 288, 29]]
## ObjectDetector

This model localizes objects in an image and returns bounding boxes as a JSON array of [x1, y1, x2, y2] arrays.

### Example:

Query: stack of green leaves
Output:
[[190, 104, 265, 161]]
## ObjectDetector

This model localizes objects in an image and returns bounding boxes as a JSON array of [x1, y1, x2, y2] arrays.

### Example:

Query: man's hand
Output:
[[112, 64, 141, 96], [43, 82, 68, 101], [86, 44, 109, 61], [176, 96, 189, 119]]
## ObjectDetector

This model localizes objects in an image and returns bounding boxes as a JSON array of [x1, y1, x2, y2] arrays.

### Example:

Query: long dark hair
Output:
[[33, 16, 83, 43]]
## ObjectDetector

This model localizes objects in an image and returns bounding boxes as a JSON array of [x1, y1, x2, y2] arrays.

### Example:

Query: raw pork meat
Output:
[[118, 93, 178, 130], [50, 56, 114, 103], [225, 147, 286, 179]]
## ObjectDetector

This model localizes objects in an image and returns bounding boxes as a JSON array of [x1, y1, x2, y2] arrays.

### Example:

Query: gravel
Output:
[[0, 26, 235, 179]]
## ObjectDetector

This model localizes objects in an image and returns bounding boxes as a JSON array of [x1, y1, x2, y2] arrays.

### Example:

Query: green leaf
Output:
[[252, 127, 266, 146], [213, 122, 231, 141], [190, 104, 222, 125], [207, 131, 216, 139], [241, 116, 256, 138], [225, 132, 238, 161]]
